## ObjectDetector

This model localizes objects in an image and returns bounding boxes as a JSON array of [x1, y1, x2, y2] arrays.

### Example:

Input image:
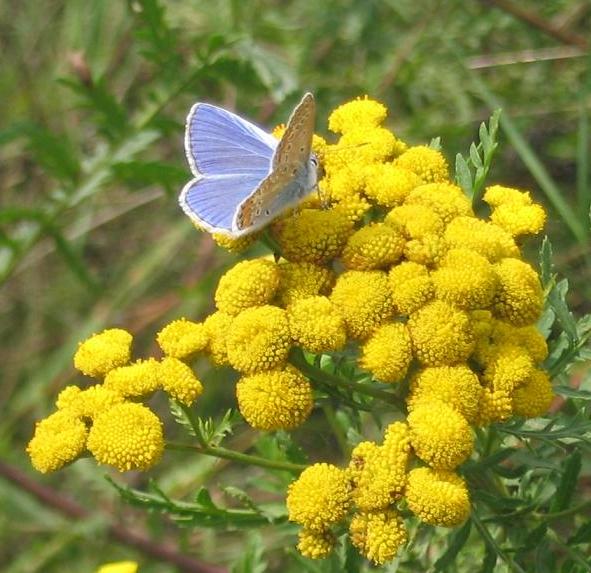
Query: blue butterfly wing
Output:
[[179, 173, 267, 234], [185, 103, 278, 177]]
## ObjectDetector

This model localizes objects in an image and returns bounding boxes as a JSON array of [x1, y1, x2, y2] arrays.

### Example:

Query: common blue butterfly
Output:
[[179, 93, 318, 237]]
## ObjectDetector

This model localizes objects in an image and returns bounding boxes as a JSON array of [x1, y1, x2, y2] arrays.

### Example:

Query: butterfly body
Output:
[[180, 93, 317, 237]]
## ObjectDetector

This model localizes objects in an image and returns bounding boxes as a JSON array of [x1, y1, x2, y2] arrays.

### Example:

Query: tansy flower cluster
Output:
[[28, 96, 553, 566]]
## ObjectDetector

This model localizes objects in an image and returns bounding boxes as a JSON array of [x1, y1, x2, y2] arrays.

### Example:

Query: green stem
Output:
[[166, 442, 305, 473], [321, 402, 350, 458], [289, 348, 404, 408], [533, 498, 591, 521]]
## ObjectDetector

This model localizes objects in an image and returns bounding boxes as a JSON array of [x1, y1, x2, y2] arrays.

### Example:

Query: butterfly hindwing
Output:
[[180, 173, 268, 234], [272, 93, 315, 169], [185, 103, 277, 178]]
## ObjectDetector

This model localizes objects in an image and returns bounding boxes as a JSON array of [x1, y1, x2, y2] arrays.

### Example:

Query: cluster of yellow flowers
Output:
[[28, 96, 552, 565]]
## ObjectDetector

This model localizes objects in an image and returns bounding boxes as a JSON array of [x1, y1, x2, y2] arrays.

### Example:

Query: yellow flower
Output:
[[349, 510, 408, 565], [215, 258, 280, 316], [445, 217, 519, 262], [405, 182, 473, 224], [482, 343, 534, 392], [342, 223, 405, 270], [212, 232, 257, 252], [158, 357, 203, 406], [331, 192, 373, 224], [408, 402, 473, 469], [490, 203, 546, 237], [483, 185, 532, 207], [272, 208, 354, 264], [287, 463, 351, 531], [227, 305, 291, 374], [492, 322, 548, 363], [96, 562, 138, 573], [322, 165, 365, 202], [333, 127, 404, 168], [73, 328, 132, 378], [388, 261, 434, 315], [404, 233, 448, 267], [493, 258, 543, 326], [512, 369, 554, 418], [103, 359, 161, 398], [287, 296, 346, 353], [408, 300, 475, 366], [297, 528, 336, 560], [477, 388, 513, 426], [407, 365, 482, 424], [364, 164, 422, 207], [87, 403, 163, 471], [432, 248, 498, 310], [395, 146, 449, 183], [27, 410, 88, 473], [56, 384, 124, 419], [203, 311, 233, 366], [330, 270, 395, 339], [328, 96, 388, 134], [156, 318, 208, 360], [360, 322, 412, 383], [236, 366, 313, 430], [385, 204, 445, 240], [405, 467, 470, 527], [276, 261, 334, 307]]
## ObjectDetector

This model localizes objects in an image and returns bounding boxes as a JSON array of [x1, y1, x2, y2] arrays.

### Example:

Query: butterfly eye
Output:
[[310, 157, 318, 167]]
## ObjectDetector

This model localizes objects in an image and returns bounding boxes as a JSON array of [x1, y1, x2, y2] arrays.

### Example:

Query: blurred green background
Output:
[[1, 1, 589, 571]]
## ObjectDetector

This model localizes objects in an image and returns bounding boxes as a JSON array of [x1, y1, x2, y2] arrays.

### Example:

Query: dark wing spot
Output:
[[264, 209, 271, 216]]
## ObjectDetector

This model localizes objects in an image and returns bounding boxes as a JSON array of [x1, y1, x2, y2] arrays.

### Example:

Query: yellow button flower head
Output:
[[328, 96, 388, 134], [334, 127, 404, 169], [96, 562, 138, 573], [156, 318, 208, 360], [287, 463, 351, 531], [330, 270, 395, 339], [203, 311, 233, 367], [395, 146, 449, 183], [408, 402, 474, 469], [348, 440, 380, 487], [211, 231, 257, 253], [103, 359, 161, 399], [445, 217, 519, 262], [56, 384, 124, 419], [493, 258, 543, 326], [73, 328, 132, 378], [287, 296, 346, 353], [360, 322, 412, 383], [408, 300, 475, 366], [404, 233, 448, 267], [87, 403, 163, 471], [385, 204, 445, 240], [27, 410, 88, 473], [512, 369, 554, 418], [297, 528, 336, 560], [331, 192, 373, 224], [272, 208, 354, 264], [158, 357, 203, 406], [484, 185, 546, 237], [432, 248, 498, 310], [214, 258, 280, 316], [236, 366, 313, 430], [483, 343, 534, 392], [405, 467, 470, 527], [405, 183, 473, 224], [407, 365, 482, 424], [349, 510, 408, 565], [227, 305, 291, 374], [389, 261, 434, 315], [492, 322, 548, 363], [364, 164, 422, 207], [342, 223, 405, 270], [477, 388, 513, 426], [323, 165, 365, 201], [276, 261, 334, 307]]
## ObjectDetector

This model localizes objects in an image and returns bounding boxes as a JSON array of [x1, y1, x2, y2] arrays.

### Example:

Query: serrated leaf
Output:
[[429, 136, 442, 150], [195, 487, 217, 509], [480, 121, 491, 155], [550, 450, 582, 512], [455, 153, 473, 195], [470, 142, 483, 168], [539, 236, 554, 286], [434, 519, 471, 571], [551, 279, 578, 342]]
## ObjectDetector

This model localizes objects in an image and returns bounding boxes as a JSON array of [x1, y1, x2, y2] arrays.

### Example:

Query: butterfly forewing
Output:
[[272, 93, 315, 170]]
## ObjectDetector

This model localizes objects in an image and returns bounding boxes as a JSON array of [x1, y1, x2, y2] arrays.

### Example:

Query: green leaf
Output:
[[455, 153, 473, 196], [480, 545, 498, 573], [569, 520, 591, 545], [539, 236, 554, 286], [434, 520, 472, 572], [470, 142, 483, 168], [231, 532, 267, 573], [479, 121, 491, 155], [550, 450, 582, 512], [554, 386, 591, 400], [429, 136, 442, 150]]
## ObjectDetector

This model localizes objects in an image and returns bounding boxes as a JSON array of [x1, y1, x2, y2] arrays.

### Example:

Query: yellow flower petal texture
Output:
[[73, 328, 132, 378], [360, 322, 412, 383], [156, 318, 208, 359], [158, 357, 203, 406]]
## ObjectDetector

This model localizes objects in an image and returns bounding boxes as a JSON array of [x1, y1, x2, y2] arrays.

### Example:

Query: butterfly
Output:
[[179, 93, 319, 237]]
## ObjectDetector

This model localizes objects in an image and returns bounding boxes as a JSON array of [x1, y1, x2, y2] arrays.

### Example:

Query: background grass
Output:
[[1, 1, 590, 571]]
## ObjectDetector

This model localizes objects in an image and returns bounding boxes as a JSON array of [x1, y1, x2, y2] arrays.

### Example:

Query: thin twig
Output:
[[0, 460, 226, 573]]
